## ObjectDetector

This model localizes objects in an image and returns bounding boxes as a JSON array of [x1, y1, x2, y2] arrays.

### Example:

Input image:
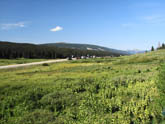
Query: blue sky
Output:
[[1, 0, 165, 50]]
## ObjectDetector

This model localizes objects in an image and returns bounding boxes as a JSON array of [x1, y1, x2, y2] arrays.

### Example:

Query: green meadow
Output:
[[0, 50, 165, 124], [0, 58, 47, 66]]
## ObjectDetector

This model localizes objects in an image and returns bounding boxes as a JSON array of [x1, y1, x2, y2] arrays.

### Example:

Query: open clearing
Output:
[[0, 50, 165, 124], [0, 58, 48, 66], [0, 59, 67, 69]]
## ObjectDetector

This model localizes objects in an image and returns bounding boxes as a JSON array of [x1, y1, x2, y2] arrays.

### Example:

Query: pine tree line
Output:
[[0, 41, 122, 59], [157, 43, 165, 50]]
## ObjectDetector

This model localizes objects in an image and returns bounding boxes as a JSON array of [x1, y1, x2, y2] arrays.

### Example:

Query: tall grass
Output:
[[0, 50, 165, 123]]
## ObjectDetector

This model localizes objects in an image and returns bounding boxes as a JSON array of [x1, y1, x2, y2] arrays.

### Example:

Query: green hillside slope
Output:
[[0, 50, 165, 124], [43, 42, 130, 55], [0, 41, 125, 59]]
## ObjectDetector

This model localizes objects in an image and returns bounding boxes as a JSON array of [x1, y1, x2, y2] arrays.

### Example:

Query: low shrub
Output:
[[42, 63, 49, 66]]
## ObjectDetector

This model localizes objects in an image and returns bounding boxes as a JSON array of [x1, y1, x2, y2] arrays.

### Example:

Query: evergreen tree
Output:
[[151, 46, 154, 51]]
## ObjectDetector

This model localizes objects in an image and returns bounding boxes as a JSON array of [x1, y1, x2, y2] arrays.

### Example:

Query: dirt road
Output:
[[0, 59, 68, 69]]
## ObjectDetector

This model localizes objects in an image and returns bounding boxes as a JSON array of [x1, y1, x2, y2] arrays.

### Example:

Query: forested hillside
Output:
[[0, 41, 124, 59], [43, 42, 129, 55]]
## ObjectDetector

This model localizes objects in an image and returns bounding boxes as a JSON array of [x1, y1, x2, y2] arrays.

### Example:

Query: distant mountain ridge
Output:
[[43, 43, 130, 55]]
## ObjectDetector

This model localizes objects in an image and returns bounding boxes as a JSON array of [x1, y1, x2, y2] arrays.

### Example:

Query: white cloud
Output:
[[1, 22, 26, 30], [50, 26, 63, 32], [142, 15, 165, 24], [122, 15, 165, 28]]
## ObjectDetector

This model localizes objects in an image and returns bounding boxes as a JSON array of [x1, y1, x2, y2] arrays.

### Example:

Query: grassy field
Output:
[[0, 50, 165, 124], [0, 58, 48, 66]]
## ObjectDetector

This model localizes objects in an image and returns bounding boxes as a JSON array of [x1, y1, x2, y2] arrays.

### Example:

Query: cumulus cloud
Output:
[[50, 26, 63, 32], [1, 22, 26, 30]]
